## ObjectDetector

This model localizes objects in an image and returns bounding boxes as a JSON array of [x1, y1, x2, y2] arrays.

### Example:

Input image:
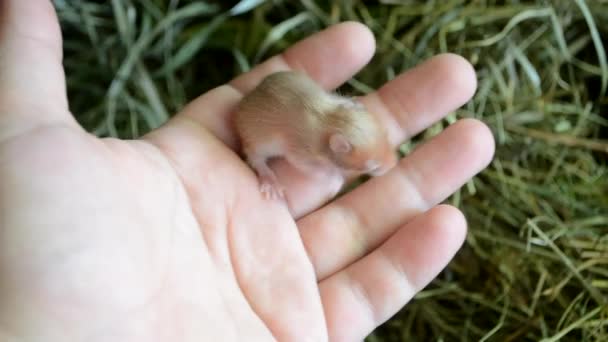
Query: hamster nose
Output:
[[370, 167, 388, 177], [368, 154, 398, 177], [365, 160, 381, 173]]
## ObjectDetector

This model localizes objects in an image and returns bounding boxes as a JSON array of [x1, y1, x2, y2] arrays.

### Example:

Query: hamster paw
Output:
[[259, 177, 285, 200]]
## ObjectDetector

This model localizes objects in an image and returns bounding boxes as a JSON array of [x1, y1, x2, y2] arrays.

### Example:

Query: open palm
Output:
[[0, 1, 494, 341]]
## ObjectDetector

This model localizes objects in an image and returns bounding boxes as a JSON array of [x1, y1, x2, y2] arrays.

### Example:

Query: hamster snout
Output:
[[368, 152, 398, 177], [365, 160, 381, 173]]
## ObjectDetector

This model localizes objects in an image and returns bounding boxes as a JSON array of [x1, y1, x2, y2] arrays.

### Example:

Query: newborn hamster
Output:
[[233, 70, 397, 199]]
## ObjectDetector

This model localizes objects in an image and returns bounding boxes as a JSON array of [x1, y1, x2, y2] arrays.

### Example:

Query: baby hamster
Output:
[[233, 70, 397, 200]]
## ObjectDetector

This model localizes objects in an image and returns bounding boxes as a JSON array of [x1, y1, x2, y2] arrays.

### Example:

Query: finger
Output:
[[278, 53, 479, 218], [0, 0, 76, 139], [361, 53, 478, 146], [320, 205, 467, 342], [174, 21, 376, 149], [300, 119, 494, 279]]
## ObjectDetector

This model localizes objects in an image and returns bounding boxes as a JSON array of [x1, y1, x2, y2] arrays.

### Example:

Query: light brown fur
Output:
[[233, 71, 397, 199]]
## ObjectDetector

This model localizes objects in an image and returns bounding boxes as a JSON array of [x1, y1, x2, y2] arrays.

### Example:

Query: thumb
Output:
[[0, 0, 77, 139]]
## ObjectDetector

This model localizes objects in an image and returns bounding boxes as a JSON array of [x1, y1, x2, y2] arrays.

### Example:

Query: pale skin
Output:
[[0, 1, 495, 342]]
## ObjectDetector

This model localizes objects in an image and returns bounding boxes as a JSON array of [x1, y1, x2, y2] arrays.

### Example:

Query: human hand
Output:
[[0, 1, 494, 341]]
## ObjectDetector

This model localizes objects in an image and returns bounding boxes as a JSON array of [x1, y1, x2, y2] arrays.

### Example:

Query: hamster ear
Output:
[[329, 133, 351, 154]]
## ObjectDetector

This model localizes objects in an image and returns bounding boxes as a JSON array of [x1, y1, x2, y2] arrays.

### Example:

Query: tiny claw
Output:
[[259, 178, 284, 200]]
